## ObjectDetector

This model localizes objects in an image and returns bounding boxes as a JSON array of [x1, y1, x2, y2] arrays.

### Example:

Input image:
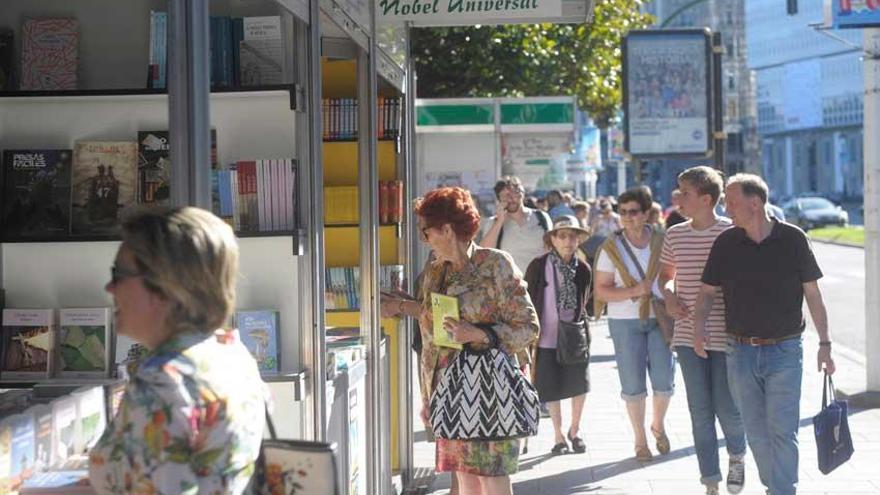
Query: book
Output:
[[235, 310, 280, 373], [71, 141, 138, 235], [240, 16, 283, 86], [50, 396, 77, 468], [20, 19, 78, 91], [1, 150, 72, 240], [0, 29, 13, 90], [57, 308, 112, 378], [8, 412, 36, 491], [148, 11, 167, 89], [137, 131, 171, 206], [430, 293, 462, 349], [1, 309, 55, 379], [31, 404, 53, 472], [0, 417, 11, 495], [72, 386, 105, 454], [20, 469, 92, 494]]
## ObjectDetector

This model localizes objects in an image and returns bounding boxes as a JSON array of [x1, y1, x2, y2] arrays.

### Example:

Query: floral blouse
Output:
[[417, 242, 540, 417], [89, 330, 268, 495]]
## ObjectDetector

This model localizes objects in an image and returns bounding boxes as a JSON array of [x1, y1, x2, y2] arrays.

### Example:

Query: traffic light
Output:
[[787, 0, 797, 15]]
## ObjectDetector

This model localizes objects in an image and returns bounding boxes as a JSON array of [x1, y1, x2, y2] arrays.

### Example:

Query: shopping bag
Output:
[[812, 372, 854, 475], [253, 408, 340, 494]]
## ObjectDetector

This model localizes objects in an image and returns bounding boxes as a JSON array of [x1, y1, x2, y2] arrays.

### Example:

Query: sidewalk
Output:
[[414, 319, 880, 494]]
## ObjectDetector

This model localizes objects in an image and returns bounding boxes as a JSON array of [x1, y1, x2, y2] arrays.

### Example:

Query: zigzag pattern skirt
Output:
[[432, 351, 522, 476]]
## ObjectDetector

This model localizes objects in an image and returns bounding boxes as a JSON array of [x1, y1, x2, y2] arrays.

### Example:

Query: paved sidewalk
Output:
[[414, 319, 880, 494]]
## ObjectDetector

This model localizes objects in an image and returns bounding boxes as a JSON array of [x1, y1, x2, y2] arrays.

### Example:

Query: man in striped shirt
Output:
[[658, 166, 746, 495]]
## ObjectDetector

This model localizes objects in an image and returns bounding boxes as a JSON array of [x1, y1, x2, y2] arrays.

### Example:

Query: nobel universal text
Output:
[[380, 0, 539, 16]]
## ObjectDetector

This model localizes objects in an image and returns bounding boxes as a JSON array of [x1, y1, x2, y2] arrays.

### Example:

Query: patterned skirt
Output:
[[432, 351, 521, 476]]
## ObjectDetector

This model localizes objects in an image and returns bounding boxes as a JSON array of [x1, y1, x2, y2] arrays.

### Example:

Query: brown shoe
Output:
[[635, 444, 653, 462], [651, 427, 670, 455]]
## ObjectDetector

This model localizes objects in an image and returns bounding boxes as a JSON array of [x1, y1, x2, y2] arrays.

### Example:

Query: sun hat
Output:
[[544, 215, 590, 244]]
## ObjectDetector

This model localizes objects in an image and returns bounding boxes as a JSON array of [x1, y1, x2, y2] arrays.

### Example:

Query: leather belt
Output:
[[731, 333, 801, 347]]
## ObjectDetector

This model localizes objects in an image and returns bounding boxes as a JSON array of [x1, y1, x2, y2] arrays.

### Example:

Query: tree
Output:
[[411, 0, 654, 128]]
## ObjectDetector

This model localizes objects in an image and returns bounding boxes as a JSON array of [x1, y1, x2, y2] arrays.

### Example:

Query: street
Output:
[[812, 241, 866, 356]]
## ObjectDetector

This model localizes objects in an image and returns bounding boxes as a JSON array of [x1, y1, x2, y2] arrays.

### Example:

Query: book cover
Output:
[[57, 308, 112, 378], [137, 131, 171, 206], [20, 469, 92, 494], [31, 404, 52, 472], [72, 386, 105, 454], [235, 310, 280, 373], [20, 19, 78, 91], [71, 141, 137, 235], [8, 412, 36, 491], [1, 309, 55, 379], [430, 293, 462, 349], [0, 29, 13, 90], [1, 149, 72, 240], [240, 16, 283, 86], [50, 396, 77, 468]]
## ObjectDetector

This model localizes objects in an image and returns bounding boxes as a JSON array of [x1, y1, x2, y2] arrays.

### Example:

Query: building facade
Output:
[[746, 0, 864, 208]]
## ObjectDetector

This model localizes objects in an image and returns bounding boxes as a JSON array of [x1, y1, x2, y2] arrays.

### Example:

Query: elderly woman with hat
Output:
[[523, 215, 592, 455]]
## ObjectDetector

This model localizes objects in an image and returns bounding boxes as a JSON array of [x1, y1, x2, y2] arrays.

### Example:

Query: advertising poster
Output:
[[423, 170, 497, 216], [833, 0, 880, 28], [501, 133, 572, 191], [624, 30, 711, 156]]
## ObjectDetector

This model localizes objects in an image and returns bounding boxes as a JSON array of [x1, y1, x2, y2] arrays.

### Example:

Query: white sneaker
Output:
[[726, 458, 745, 494]]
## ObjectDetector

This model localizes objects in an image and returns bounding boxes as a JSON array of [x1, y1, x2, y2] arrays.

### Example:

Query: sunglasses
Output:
[[110, 264, 143, 285], [619, 208, 644, 217]]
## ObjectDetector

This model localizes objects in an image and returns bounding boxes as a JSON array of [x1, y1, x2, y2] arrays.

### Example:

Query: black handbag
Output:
[[813, 372, 854, 475], [429, 344, 540, 441], [551, 266, 590, 366]]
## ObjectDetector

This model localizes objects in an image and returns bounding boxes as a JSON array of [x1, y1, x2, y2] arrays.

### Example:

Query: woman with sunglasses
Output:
[[381, 187, 539, 495], [593, 187, 675, 462], [90, 207, 267, 494]]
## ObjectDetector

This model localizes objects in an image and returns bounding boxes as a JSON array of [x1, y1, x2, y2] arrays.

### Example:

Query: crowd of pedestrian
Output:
[[381, 168, 837, 495]]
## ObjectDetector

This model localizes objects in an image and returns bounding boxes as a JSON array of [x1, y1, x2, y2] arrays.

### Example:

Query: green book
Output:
[[430, 292, 462, 350]]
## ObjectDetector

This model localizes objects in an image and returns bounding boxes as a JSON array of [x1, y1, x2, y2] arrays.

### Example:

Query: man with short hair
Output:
[[658, 166, 746, 495], [479, 176, 551, 274], [694, 173, 835, 495]]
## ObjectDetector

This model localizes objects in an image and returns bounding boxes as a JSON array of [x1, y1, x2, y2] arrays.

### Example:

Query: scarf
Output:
[[593, 227, 665, 320], [549, 250, 578, 312]]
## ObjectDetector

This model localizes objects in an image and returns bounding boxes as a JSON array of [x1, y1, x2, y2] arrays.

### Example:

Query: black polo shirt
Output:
[[701, 219, 823, 339]]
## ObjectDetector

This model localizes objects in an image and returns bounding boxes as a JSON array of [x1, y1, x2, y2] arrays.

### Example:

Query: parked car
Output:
[[782, 196, 849, 230]]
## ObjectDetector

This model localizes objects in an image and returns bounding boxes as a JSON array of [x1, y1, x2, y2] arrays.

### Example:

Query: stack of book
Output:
[[325, 265, 403, 310], [212, 159, 297, 233], [322, 97, 401, 141]]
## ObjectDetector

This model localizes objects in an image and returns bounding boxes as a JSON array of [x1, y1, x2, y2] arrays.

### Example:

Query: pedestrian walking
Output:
[[387, 187, 540, 495], [657, 166, 747, 495], [594, 187, 675, 462], [524, 216, 592, 456], [590, 198, 621, 237], [479, 176, 551, 274], [90, 207, 267, 494], [694, 173, 835, 495]]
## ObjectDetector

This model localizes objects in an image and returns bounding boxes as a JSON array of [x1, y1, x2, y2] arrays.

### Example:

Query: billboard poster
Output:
[[833, 0, 880, 28], [501, 133, 573, 191], [607, 126, 625, 162], [623, 29, 712, 157], [423, 170, 497, 216]]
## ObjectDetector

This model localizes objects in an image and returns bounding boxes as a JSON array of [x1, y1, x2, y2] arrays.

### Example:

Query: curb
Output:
[[808, 237, 863, 249]]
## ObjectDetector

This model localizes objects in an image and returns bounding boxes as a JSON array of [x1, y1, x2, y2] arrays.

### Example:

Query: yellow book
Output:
[[430, 292, 462, 349]]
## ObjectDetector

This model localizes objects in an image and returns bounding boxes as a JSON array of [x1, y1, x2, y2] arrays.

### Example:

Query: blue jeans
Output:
[[676, 346, 747, 485], [608, 318, 675, 401], [726, 338, 803, 495]]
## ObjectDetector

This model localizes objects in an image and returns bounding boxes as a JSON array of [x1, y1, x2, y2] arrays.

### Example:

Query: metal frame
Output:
[[622, 28, 714, 159]]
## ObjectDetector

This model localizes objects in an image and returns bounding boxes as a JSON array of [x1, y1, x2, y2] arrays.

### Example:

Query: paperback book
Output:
[[72, 386, 105, 454], [1, 150, 72, 240], [235, 310, 280, 373], [430, 293, 462, 350], [1, 309, 55, 379], [31, 404, 53, 472], [239, 16, 283, 86], [20, 18, 78, 90], [49, 396, 77, 468], [137, 131, 171, 206], [57, 308, 112, 378], [71, 141, 137, 235], [8, 413, 36, 492]]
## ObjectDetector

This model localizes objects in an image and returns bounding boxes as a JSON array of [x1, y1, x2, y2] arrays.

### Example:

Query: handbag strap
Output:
[[617, 231, 648, 281], [822, 372, 835, 408]]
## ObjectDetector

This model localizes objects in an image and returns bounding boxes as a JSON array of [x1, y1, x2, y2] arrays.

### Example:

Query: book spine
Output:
[[158, 12, 167, 88], [231, 17, 244, 87], [256, 160, 265, 231]]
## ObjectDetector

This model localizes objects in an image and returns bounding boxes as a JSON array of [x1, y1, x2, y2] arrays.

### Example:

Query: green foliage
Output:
[[411, 0, 654, 128]]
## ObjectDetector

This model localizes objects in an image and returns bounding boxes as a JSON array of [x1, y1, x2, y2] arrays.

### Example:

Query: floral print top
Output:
[[89, 329, 268, 495], [417, 242, 540, 419]]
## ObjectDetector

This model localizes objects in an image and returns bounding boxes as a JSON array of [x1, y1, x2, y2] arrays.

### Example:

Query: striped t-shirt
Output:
[[659, 218, 732, 351]]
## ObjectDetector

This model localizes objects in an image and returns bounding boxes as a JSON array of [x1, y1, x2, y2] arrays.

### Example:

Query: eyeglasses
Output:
[[419, 226, 431, 241], [110, 264, 143, 285], [619, 208, 644, 217]]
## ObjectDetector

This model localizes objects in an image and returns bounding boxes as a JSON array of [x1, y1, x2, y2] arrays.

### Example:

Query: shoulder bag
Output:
[[813, 372, 854, 474], [617, 232, 674, 345], [429, 342, 540, 441], [551, 265, 590, 366]]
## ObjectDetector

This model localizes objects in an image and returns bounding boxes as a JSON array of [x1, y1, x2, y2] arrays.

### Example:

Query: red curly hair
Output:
[[414, 187, 481, 241]]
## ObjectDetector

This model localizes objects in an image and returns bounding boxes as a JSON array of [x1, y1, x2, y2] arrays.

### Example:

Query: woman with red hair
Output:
[[381, 187, 539, 495]]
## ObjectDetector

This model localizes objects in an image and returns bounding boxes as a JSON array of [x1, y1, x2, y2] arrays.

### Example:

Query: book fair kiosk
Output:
[[0, 0, 593, 493]]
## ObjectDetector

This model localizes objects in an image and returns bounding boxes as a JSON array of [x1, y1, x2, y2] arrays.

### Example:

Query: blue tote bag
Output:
[[812, 373, 854, 475]]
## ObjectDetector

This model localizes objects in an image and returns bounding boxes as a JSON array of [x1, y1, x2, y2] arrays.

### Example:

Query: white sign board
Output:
[[623, 30, 712, 157], [377, 0, 563, 24], [501, 133, 572, 191]]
